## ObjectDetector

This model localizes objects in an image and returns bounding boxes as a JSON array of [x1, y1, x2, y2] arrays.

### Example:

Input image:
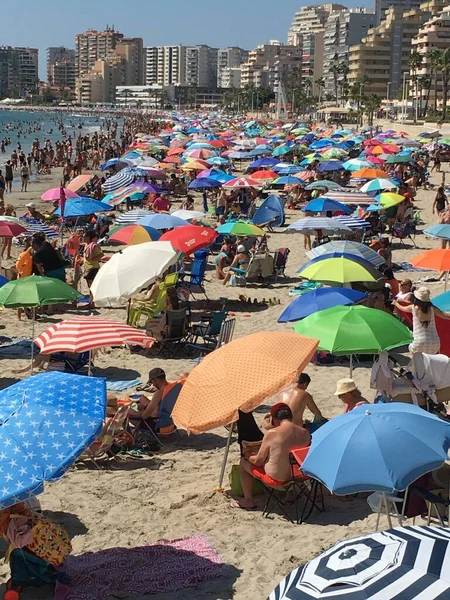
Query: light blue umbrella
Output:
[[273, 176, 306, 185], [138, 213, 188, 230], [278, 287, 367, 322], [54, 198, 112, 217], [207, 157, 229, 166], [433, 291, 450, 311], [0, 372, 106, 508], [305, 181, 343, 191], [272, 145, 293, 157], [302, 198, 352, 214], [301, 403, 450, 495], [424, 224, 450, 240], [342, 158, 372, 171]]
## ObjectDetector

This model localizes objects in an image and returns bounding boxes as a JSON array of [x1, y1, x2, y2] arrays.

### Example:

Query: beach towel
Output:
[[63, 535, 225, 600], [106, 379, 142, 392], [0, 338, 35, 358], [393, 262, 429, 273]]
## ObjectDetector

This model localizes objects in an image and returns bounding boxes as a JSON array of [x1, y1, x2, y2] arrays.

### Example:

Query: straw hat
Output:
[[334, 378, 358, 396], [414, 287, 431, 302]]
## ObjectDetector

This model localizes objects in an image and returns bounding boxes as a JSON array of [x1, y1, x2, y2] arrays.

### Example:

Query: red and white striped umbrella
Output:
[[35, 318, 156, 354], [222, 177, 260, 189]]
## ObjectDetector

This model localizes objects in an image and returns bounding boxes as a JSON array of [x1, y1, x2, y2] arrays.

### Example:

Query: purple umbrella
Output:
[[130, 182, 162, 194]]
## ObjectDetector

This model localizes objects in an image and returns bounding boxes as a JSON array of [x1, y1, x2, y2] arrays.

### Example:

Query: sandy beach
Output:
[[0, 119, 448, 600]]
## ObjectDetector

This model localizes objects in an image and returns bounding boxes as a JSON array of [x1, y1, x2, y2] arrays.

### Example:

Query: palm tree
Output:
[[330, 56, 341, 103], [427, 49, 442, 114], [408, 49, 423, 122], [339, 62, 350, 107], [363, 93, 382, 126], [439, 48, 450, 121], [315, 76, 325, 107], [418, 76, 431, 117]]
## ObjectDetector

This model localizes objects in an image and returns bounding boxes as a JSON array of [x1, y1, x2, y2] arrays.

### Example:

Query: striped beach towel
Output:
[[106, 379, 142, 392]]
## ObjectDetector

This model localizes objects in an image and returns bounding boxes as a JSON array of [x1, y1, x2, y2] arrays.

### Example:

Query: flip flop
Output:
[[230, 499, 257, 511]]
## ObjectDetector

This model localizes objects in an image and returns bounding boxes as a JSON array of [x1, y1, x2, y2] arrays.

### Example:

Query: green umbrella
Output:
[[299, 257, 383, 284], [0, 275, 81, 370], [385, 155, 412, 164], [294, 305, 412, 373], [216, 221, 264, 236]]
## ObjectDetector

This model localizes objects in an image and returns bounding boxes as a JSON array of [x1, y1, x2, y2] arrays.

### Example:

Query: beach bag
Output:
[[14, 514, 72, 567], [229, 465, 264, 497]]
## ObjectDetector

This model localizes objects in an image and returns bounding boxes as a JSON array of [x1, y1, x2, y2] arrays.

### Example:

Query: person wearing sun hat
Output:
[[334, 379, 369, 413], [393, 286, 450, 355]]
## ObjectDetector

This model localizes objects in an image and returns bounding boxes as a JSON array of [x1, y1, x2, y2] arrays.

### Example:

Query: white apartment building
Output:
[[287, 4, 346, 46], [220, 67, 242, 89], [186, 45, 218, 87], [75, 26, 124, 78], [217, 47, 249, 87], [144, 45, 186, 86]]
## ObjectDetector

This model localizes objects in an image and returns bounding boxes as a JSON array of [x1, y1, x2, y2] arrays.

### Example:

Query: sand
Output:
[[0, 119, 448, 599]]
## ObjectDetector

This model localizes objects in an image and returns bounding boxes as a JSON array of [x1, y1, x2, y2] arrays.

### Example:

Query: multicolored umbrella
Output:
[[108, 225, 161, 245], [298, 257, 383, 284], [360, 178, 398, 193], [216, 221, 264, 236], [306, 240, 385, 267]]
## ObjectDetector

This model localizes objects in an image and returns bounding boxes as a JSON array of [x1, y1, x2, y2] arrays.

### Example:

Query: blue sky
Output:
[[5, 0, 371, 78]]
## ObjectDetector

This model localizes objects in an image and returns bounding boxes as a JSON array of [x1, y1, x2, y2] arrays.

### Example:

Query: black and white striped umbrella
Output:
[[103, 171, 135, 193], [334, 215, 371, 230], [115, 209, 151, 226], [269, 526, 450, 600]]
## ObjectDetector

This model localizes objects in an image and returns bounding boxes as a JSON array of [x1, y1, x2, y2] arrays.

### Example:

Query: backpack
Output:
[[11, 514, 72, 566]]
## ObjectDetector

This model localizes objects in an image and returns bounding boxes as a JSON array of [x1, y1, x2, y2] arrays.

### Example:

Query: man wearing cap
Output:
[[129, 368, 170, 427], [235, 403, 310, 510], [25, 202, 45, 222], [334, 379, 369, 413]]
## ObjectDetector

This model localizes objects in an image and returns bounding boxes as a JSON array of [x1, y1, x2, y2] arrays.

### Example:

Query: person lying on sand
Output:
[[334, 379, 369, 413], [234, 403, 310, 510]]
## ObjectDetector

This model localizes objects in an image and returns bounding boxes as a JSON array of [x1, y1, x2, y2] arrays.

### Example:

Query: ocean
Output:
[[0, 109, 109, 166]]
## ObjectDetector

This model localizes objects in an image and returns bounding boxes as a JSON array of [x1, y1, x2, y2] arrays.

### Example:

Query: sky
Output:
[[4, 0, 371, 79]]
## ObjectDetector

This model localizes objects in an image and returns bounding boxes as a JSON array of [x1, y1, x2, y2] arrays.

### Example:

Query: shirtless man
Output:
[[278, 373, 323, 426], [129, 367, 170, 426], [236, 403, 311, 509]]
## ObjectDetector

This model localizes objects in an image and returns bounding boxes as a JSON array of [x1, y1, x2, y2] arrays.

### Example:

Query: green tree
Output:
[[330, 56, 341, 102], [418, 75, 431, 118], [408, 49, 423, 122], [427, 48, 442, 114], [315, 76, 325, 107], [438, 48, 450, 121], [363, 93, 382, 126], [339, 62, 350, 106]]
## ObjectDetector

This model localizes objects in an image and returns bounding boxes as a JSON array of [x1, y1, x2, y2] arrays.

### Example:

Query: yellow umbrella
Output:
[[377, 192, 405, 209], [181, 161, 209, 171]]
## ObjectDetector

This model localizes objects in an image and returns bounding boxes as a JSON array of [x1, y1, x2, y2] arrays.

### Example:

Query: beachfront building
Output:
[[75, 26, 124, 78], [115, 38, 144, 86], [217, 47, 249, 88], [287, 4, 346, 46], [0, 46, 39, 97], [220, 67, 243, 89], [77, 55, 124, 105], [47, 47, 76, 86], [185, 45, 219, 88], [144, 45, 187, 86], [411, 5, 450, 106], [348, 0, 446, 97], [240, 41, 303, 90], [323, 8, 376, 97], [375, 0, 422, 25]]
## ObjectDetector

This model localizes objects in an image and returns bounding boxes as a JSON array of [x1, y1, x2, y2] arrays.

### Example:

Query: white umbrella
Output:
[[285, 217, 352, 235], [171, 209, 206, 221], [91, 241, 179, 307]]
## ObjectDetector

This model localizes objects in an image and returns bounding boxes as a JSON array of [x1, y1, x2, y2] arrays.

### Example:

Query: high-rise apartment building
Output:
[[46, 47, 76, 92], [287, 4, 346, 46], [75, 26, 124, 78], [323, 8, 376, 95], [240, 41, 303, 91], [115, 37, 144, 86], [185, 45, 218, 88], [375, 0, 422, 25], [144, 45, 187, 86], [0, 47, 39, 97], [348, 0, 446, 97], [217, 47, 249, 88]]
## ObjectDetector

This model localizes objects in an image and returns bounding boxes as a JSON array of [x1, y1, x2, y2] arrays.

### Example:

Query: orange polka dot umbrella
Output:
[[172, 331, 319, 434]]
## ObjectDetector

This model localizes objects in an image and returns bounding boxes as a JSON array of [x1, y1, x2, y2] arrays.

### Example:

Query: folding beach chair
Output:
[[127, 283, 168, 328], [253, 447, 325, 525], [273, 248, 290, 281], [158, 307, 189, 358], [47, 351, 93, 375], [79, 404, 130, 469], [187, 316, 235, 356]]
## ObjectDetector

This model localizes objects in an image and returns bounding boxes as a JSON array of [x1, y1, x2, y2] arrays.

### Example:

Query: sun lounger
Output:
[[79, 404, 130, 469]]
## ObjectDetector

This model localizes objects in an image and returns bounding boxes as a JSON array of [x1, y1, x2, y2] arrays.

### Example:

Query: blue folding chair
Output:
[[186, 250, 209, 300]]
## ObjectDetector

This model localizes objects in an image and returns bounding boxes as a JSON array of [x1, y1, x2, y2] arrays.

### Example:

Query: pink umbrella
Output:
[[41, 188, 79, 202]]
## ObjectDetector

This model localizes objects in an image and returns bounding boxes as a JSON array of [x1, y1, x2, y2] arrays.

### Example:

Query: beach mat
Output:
[[63, 535, 225, 599], [106, 378, 142, 392], [0, 337, 34, 358]]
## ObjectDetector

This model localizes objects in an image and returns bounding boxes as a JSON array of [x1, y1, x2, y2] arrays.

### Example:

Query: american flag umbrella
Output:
[[334, 215, 371, 230], [35, 317, 155, 354], [269, 526, 450, 600], [0, 372, 106, 509], [103, 171, 135, 193]]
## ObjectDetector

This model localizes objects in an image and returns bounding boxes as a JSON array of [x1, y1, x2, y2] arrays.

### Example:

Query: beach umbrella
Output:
[[0, 222, 28, 237], [184, 148, 216, 159], [172, 331, 319, 487], [222, 177, 259, 189], [216, 221, 264, 236], [409, 249, 450, 272], [135, 167, 167, 180], [171, 209, 206, 221], [66, 175, 92, 192], [0, 275, 80, 309], [306, 240, 385, 268], [35, 317, 155, 355], [317, 160, 344, 173], [334, 215, 371, 230], [324, 191, 374, 205], [188, 177, 222, 190], [273, 176, 305, 185], [250, 157, 279, 168], [18, 218, 58, 239], [272, 145, 292, 157], [90, 241, 179, 307], [302, 198, 352, 214], [293, 305, 412, 356], [160, 225, 217, 254], [103, 171, 135, 193], [41, 188, 79, 202], [108, 225, 161, 245], [250, 170, 278, 181], [54, 198, 112, 217], [227, 151, 252, 159], [285, 217, 352, 235], [181, 160, 213, 171], [360, 178, 398, 193], [342, 158, 372, 171], [0, 372, 106, 509], [197, 168, 226, 179], [301, 403, 450, 496], [376, 192, 406, 209], [278, 288, 367, 323], [352, 168, 389, 179], [424, 224, 450, 240], [207, 157, 229, 166], [276, 165, 304, 175], [305, 180, 342, 191], [115, 209, 150, 226], [269, 526, 450, 600], [386, 154, 413, 164], [298, 257, 383, 284], [137, 213, 188, 230]]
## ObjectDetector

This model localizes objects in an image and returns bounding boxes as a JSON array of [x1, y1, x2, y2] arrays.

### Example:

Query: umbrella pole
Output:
[[217, 422, 235, 491], [446, 271, 448, 292], [349, 355, 353, 378], [30, 307, 35, 374], [88, 350, 92, 376], [383, 492, 393, 529]]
